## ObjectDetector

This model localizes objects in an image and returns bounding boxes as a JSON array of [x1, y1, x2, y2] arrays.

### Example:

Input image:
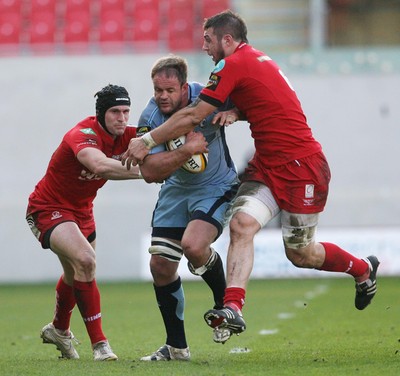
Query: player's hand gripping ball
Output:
[[166, 135, 208, 173]]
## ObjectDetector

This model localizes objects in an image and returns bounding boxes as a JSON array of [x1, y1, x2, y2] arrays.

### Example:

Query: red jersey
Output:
[[28, 116, 136, 212], [199, 43, 322, 167]]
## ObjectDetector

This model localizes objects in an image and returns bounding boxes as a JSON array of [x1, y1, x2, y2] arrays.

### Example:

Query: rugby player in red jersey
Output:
[[26, 84, 140, 360], [121, 10, 379, 343]]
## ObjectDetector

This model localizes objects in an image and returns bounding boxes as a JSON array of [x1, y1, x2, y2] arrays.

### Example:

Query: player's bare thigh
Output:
[[50, 222, 96, 281]]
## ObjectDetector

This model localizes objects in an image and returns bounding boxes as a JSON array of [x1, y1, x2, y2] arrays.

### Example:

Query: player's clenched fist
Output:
[[121, 136, 151, 169]]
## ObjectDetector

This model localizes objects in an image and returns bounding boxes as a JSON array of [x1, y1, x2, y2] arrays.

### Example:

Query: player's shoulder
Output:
[[189, 81, 204, 91], [188, 81, 204, 100], [139, 98, 163, 126], [124, 125, 137, 137], [65, 116, 98, 140]]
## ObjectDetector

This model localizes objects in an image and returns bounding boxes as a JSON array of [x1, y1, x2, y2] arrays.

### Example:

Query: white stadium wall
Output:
[[0, 53, 399, 283]]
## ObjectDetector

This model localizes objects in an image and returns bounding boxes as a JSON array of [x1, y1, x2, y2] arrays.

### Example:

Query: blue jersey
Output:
[[138, 82, 238, 187]]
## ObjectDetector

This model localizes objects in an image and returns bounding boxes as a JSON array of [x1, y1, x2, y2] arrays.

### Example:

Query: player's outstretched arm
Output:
[[77, 147, 141, 180]]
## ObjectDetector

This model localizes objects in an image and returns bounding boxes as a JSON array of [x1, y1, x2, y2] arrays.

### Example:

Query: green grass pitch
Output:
[[1, 277, 399, 376]]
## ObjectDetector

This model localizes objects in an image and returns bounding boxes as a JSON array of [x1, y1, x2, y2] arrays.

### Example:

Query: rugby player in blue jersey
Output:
[[137, 55, 240, 361]]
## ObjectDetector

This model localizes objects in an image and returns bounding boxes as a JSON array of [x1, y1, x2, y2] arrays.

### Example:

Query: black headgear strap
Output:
[[94, 84, 131, 133]]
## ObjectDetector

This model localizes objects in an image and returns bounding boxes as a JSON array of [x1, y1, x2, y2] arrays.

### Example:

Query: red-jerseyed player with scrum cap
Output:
[[121, 10, 380, 343], [26, 84, 141, 360]]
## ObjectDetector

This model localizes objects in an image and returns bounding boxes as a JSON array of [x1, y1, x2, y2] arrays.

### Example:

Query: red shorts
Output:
[[242, 151, 331, 214], [26, 206, 96, 249]]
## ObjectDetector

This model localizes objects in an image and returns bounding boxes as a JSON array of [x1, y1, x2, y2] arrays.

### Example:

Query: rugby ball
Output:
[[166, 135, 208, 174]]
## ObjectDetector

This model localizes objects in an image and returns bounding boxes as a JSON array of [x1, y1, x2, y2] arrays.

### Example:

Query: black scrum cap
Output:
[[94, 84, 131, 129]]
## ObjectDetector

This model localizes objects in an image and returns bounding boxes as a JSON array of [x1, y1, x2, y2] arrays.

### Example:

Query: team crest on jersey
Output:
[[80, 128, 97, 135], [212, 59, 225, 73], [51, 211, 62, 220], [205, 74, 221, 91], [136, 126, 151, 137]]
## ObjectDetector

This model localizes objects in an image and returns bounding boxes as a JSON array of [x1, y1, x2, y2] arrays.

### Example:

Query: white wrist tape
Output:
[[141, 132, 157, 149]]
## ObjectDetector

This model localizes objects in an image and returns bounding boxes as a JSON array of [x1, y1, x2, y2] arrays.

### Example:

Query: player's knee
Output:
[[230, 194, 273, 241], [74, 249, 96, 279], [187, 248, 219, 276], [149, 255, 176, 280], [229, 212, 259, 241], [285, 248, 308, 268], [284, 243, 317, 268], [181, 241, 203, 264]]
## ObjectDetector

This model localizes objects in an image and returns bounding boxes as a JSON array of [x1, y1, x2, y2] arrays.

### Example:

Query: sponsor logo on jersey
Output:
[[205, 74, 221, 91], [80, 128, 97, 135], [79, 169, 102, 181], [136, 126, 151, 137], [78, 139, 98, 148], [212, 59, 225, 73]]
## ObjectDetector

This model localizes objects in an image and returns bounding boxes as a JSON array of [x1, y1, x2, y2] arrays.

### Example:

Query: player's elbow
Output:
[[140, 170, 162, 183], [89, 163, 110, 178], [190, 113, 205, 127]]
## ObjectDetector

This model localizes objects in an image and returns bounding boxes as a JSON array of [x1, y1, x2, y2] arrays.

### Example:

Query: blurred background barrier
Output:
[[1, 0, 399, 283]]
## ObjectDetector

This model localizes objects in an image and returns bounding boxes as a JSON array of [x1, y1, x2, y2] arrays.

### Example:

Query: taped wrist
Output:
[[141, 132, 157, 149]]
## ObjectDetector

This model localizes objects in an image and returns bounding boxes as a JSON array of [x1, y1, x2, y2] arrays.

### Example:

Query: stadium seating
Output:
[[29, 10, 56, 45], [0, 0, 22, 13], [0, 0, 232, 55], [65, 0, 90, 13], [201, 0, 230, 18], [132, 7, 160, 42], [100, 0, 126, 13], [99, 10, 126, 42], [63, 10, 91, 44], [31, 0, 56, 13], [167, 0, 196, 50], [0, 11, 21, 45]]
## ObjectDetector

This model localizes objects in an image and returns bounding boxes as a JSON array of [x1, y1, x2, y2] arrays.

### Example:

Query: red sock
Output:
[[319, 242, 369, 277], [53, 276, 76, 331], [223, 287, 246, 311], [73, 279, 106, 345]]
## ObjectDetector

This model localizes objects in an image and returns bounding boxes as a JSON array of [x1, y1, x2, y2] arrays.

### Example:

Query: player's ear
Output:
[[222, 34, 232, 46], [181, 82, 189, 97]]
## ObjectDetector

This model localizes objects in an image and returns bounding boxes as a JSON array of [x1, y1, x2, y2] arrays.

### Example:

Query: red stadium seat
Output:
[[29, 10, 56, 44], [201, 0, 230, 18], [132, 8, 160, 42], [0, 0, 22, 13], [0, 11, 21, 44], [169, 0, 195, 12], [63, 11, 91, 43], [65, 0, 91, 14], [133, 0, 159, 11], [99, 10, 125, 42], [167, 1, 196, 51], [63, 0, 92, 50], [100, 0, 125, 13], [31, 0, 56, 13]]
